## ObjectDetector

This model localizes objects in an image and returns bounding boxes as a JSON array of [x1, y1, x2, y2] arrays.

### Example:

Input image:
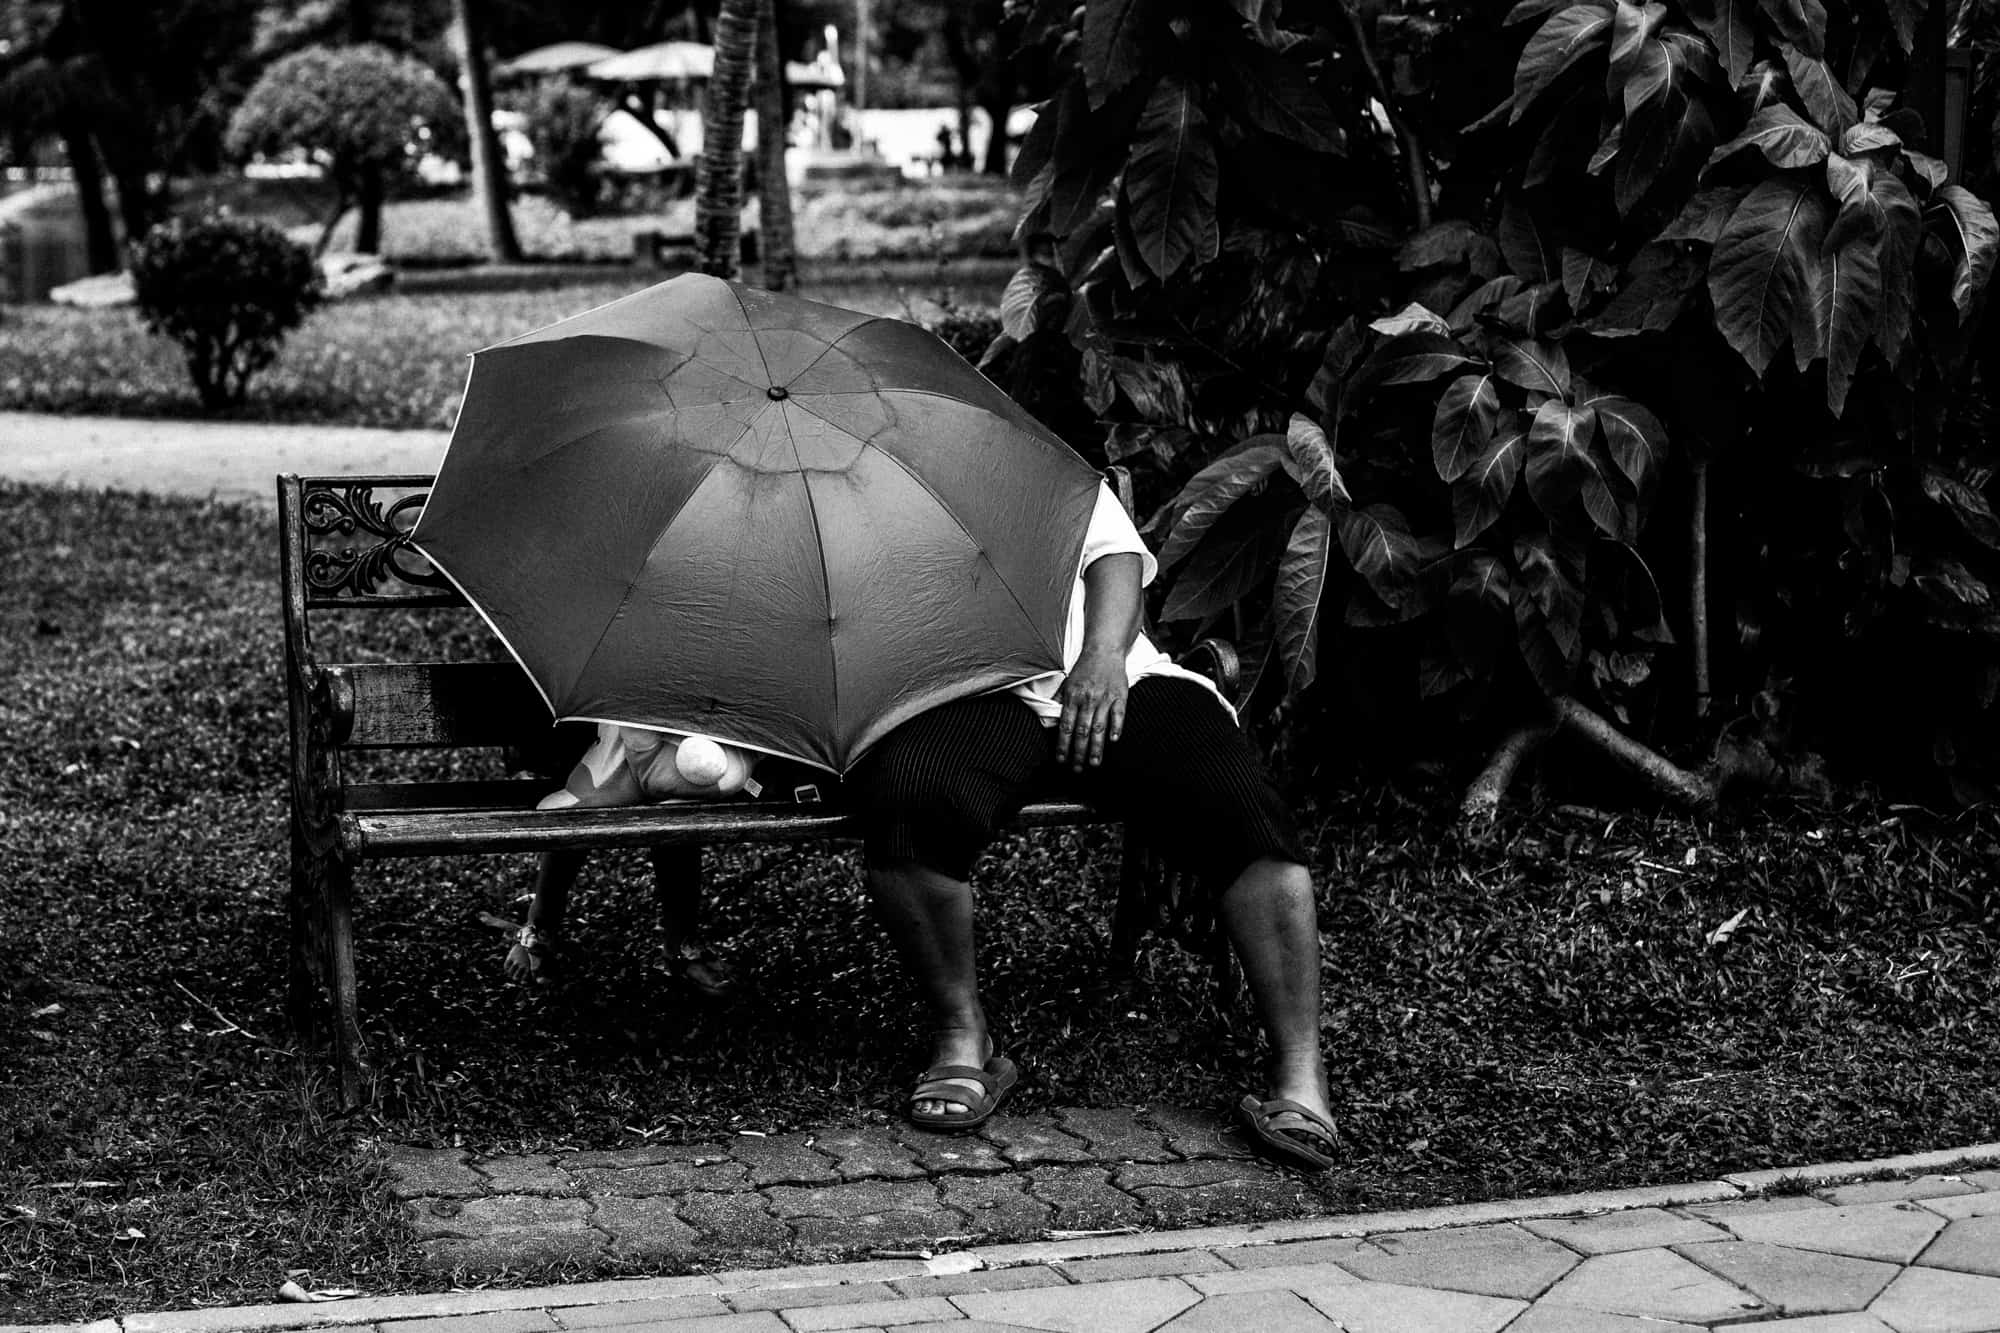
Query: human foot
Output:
[[503, 922, 561, 986], [1239, 1055, 1339, 1169], [907, 1029, 1014, 1129]]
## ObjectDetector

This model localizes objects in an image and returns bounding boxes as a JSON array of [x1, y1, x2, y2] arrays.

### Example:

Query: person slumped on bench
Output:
[[847, 480, 1341, 1170], [497, 724, 761, 988]]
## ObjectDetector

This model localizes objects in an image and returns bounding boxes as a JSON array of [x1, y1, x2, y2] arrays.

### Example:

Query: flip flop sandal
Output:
[[1237, 1094, 1340, 1172], [907, 1054, 1019, 1133]]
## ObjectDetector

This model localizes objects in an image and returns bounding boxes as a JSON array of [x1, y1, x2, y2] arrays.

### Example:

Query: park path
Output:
[[8, 1141, 2000, 1333], [0, 410, 448, 508], [7, 412, 2000, 1330]]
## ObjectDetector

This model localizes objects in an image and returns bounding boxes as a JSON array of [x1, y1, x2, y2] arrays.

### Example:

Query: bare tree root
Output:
[[1554, 698, 1719, 809], [1459, 698, 1833, 824], [1460, 721, 1554, 823]]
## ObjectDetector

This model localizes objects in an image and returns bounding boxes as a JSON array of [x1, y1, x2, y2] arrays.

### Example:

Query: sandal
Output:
[[481, 912, 563, 987], [907, 1054, 1018, 1133], [1237, 1094, 1340, 1172]]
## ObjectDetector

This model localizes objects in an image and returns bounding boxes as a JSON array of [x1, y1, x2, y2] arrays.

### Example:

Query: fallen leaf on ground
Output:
[[1707, 908, 1751, 946]]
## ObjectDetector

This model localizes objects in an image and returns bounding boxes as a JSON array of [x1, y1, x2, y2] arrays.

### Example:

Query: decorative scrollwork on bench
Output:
[[301, 482, 456, 598]]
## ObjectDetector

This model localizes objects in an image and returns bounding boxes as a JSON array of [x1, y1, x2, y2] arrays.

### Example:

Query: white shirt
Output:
[[1009, 482, 1236, 723]]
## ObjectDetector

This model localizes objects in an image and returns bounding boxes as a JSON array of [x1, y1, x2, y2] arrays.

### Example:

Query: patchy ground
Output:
[[3, 483, 1999, 1321]]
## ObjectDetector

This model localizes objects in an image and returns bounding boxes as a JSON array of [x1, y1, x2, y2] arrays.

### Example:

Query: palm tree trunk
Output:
[[753, 0, 797, 291], [695, 0, 759, 279], [454, 0, 523, 263], [355, 169, 384, 254]]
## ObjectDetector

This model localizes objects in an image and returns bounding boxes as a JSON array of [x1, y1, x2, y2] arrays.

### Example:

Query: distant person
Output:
[[935, 125, 958, 174]]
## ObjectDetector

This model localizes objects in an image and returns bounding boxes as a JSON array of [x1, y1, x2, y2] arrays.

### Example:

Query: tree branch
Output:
[[1460, 720, 1554, 822], [1336, 1, 1432, 228], [1555, 697, 1718, 809]]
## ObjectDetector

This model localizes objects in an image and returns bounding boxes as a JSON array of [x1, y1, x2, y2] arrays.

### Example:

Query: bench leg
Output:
[[290, 809, 370, 1106]]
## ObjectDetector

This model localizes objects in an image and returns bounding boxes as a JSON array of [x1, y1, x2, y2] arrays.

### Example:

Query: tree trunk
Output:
[[753, 0, 797, 291], [105, 157, 157, 250], [978, 94, 1011, 174], [59, 120, 119, 272], [695, 0, 759, 280], [454, 0, 522, 263], [1689, 455, 1711, 719], [355, 168, 384, 254]]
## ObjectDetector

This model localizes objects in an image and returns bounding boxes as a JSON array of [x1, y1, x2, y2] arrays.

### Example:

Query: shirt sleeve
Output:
[[1079, 481, 1159, 588]]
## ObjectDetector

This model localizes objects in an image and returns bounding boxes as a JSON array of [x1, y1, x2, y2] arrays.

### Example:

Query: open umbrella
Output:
[[410, 274, 1102, 774]]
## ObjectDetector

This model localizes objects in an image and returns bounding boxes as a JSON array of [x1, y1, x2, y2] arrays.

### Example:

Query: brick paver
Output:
[[61, 1126, 2000, 1333]]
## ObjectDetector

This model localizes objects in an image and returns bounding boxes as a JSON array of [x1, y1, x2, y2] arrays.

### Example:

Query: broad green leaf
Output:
[[1587, 393, 1669, 503], [1934, 185, 2000, 324], [1369, 302, 1452, 337], [1082, 0, 1151, 108], [1822, 153, 1888, 252], [1454, 419, 1528, 546], [1878, 0, 1923, 51], [1010, 99, 1059, 191], [1348, 333, 1479, 404], [1512, 5, 1615, 125], [1811, 231, 1884, 417], [1617, 14, 1678, 117], [1506, 0, 1573, 24], [1684, 0, 1755, 83], [1156, 441, 1284, 571], [1494, 336, 1572, 397], [1922, 468, 2000, 551], [1525, 398, 1601, 515], [1276, 508, 1333, 695], [1608, 1, 1667, 89], [1499, 194, 1560, 281], [1512, 533, 1588, 696], [1707, 105, 1830, 170], [1217, 38, 1344, 153], [1614, 51, 1717, 213], [1449, 275, 1527, 331], [1708, 176, 1830, 376], [1905, 149, 1948, 191], [1433, 373, 1501, 483], [1399, 220, 1485, 271], [1336, 503, 1423, 605], [1561, 247, 1617, 308], [1452, 551, 1515, 626], [1841, 121, 1901, 155], [1161, 507, 1291, 621], [1759, 0, 1827, 57], [1781, 45, 1856, 131], [1874, 171, 1922, 358], [1589, 243, 1704, 334], [1285, 412, 1350, 511], [1660, 185, 1752, 243], [1496, 280, 1567, 335], [1121, 78, 1220, 280]]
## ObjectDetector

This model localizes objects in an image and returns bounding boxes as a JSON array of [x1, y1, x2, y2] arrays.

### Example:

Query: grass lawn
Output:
[[0, 263, 1011, 429], [5, 482, 2000, 1321]]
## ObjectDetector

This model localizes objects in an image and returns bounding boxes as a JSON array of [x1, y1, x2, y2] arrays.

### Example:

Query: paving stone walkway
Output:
[[18, 1143, 2000, 1333]]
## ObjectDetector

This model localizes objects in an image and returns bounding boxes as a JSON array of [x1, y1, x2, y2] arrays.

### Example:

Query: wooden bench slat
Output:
[[325, 661, 550, 748], [341, 797, 1103, 859]]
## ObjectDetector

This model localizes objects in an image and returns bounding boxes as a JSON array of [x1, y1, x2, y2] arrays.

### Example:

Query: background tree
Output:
[[0, 0, 259, 259], [451, 0, 521, 263], [753, 0, 797, 290], [693, 0, 758, 279], [226, 42, 464, 255]]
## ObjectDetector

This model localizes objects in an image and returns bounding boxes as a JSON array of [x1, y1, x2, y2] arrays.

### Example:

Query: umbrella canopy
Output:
[[586, 40, 714, 83], [496, 41, 622, 78], [410, 274, 1102, 775]]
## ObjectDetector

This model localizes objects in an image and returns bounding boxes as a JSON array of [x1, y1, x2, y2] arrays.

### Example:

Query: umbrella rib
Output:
[[778, 406, 840, 737], [564, 408, 769, 703], [777, 315, 889, 385], [727, 285, 781, 389], [787, 396, 1070, 666]]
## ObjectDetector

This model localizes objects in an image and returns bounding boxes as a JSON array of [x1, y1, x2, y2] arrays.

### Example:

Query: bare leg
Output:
[[866, 856, 990, 1117], [1219, 858, 1335, 1142], [504, 848, 586, 985]]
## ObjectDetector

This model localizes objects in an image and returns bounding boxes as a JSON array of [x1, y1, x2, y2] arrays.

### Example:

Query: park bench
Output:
[[280, 471, 1241, 1105]]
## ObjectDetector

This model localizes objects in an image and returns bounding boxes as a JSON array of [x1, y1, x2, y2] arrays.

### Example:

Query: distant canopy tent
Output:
[[494, 41, 622, 79], [580, 42, 842, 162]]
